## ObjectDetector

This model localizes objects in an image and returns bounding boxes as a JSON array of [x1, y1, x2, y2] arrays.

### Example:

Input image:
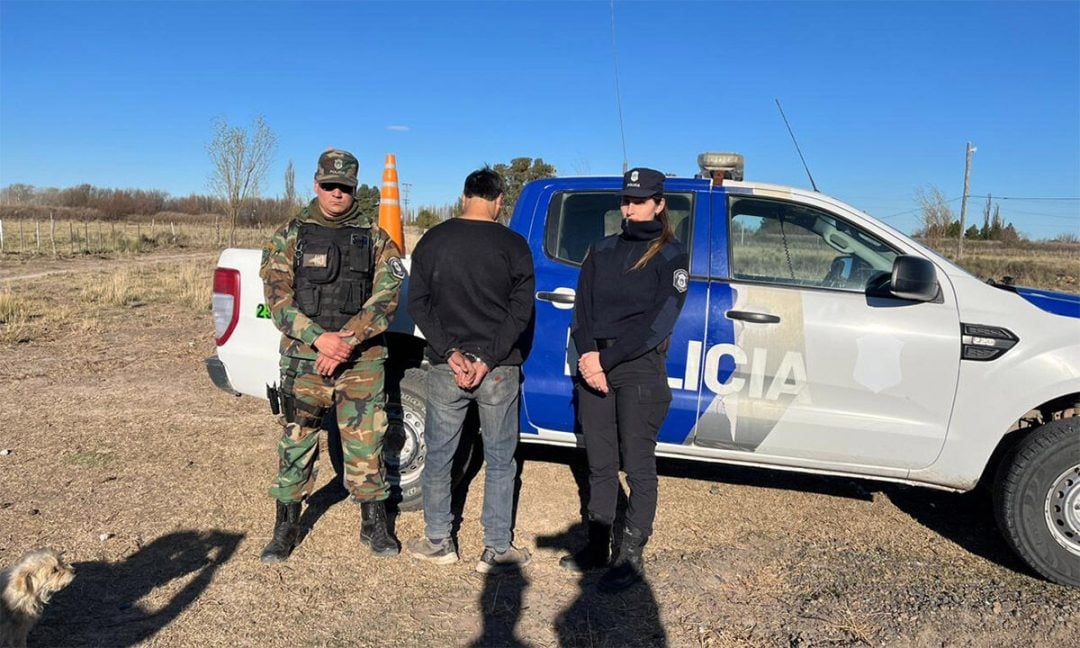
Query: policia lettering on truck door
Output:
[[258, 149, 406, 562], [562, 167, 689, 593]]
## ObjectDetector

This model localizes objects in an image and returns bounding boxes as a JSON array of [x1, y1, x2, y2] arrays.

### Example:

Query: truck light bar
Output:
[[698, 152, 745, 182]]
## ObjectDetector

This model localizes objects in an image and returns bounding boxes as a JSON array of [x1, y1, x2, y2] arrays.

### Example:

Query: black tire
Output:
[[993, 417, 1080, 587], [384, 367, 477, 512]]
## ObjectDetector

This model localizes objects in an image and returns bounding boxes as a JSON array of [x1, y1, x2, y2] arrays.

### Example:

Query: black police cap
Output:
[[619, 167, 665, 198]]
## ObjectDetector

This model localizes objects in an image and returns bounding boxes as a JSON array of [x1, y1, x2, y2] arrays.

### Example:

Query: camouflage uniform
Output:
[[260, 192, 404, 505]]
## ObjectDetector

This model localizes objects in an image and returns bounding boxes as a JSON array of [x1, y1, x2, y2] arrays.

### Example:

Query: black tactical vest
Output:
[[293, 222, 374, 332]]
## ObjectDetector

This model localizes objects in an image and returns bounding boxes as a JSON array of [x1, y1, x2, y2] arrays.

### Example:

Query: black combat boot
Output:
[[260, 501, 301, 563], [597, 525, 647, 593], [559, 519, 612, 572], [360, 500, 400, 556]]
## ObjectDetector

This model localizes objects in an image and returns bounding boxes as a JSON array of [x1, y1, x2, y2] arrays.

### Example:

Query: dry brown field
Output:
[[1, 233, 1078, 647]]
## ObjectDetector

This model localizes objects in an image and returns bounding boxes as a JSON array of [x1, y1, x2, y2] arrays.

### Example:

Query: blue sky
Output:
[[1, 0, 1077, 239]]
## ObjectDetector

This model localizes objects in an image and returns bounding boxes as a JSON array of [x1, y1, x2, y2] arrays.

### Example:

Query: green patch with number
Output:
[[256, 304, 272, 319]]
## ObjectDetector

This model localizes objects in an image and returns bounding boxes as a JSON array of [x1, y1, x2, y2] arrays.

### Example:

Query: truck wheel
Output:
[[384, 368, 476, 512], [994, 417, 1080, 587]]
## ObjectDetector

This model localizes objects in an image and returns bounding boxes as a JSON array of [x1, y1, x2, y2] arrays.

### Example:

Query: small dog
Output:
[[0, 548, 75, 648]]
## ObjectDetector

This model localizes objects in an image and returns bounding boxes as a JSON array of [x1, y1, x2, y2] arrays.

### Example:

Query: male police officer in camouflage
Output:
[[258, 149, 406, 562]]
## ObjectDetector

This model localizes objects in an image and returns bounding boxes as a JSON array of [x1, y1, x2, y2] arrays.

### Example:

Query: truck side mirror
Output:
[[888, 255, 939, 302]]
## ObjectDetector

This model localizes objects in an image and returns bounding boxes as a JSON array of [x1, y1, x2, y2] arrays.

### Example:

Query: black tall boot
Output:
[[559, 519, 611, 572], [360, 500, 400, 556], [260, 501, 301, 564], [597, 525, 647, 593]]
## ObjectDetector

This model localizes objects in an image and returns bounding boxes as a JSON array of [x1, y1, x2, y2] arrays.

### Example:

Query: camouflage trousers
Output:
[[269, 356, 389, 504]]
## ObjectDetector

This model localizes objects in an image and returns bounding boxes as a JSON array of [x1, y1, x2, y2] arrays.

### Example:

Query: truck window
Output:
[[729, 197, 897, 291], [544, 191, 694, 266]]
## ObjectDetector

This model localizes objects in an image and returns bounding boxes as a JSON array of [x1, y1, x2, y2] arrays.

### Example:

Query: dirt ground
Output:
[[1, 254, 1078, 648]]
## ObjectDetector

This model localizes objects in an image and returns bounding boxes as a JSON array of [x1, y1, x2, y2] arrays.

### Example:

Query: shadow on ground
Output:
[[520, 443, 1035, 581], [883, 485, 1031, 576], [469, 564, 531, 648], [33, 529, 243, 647], [529, 447, 666, 647]]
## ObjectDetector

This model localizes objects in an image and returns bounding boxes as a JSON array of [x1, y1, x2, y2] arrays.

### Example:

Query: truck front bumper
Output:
[[206, 356, 240, 396]]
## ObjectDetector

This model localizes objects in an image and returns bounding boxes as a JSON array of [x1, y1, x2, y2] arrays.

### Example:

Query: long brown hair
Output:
[[631, 195, 674, 270]]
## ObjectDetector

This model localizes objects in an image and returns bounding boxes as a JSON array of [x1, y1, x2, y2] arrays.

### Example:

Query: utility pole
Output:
[[958, 141, 976, 258], [401, 182, 412, 223]]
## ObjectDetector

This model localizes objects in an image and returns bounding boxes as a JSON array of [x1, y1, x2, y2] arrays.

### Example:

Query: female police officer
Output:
[[560, 167, 689, 592]]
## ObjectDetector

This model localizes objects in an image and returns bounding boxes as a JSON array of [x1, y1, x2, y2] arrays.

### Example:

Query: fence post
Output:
[[50, 213, 57, 258], [19, 220, 25, 253], [35, 220, 41, 254], [0, 219, 4, 254], [69, 221, 75, 255]]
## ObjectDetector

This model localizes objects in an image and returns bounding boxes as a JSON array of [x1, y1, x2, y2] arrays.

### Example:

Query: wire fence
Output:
[[0, 217, 271, 257]]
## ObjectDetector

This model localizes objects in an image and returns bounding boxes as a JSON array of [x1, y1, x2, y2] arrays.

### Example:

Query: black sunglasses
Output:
[[319, 182, 354, 194]]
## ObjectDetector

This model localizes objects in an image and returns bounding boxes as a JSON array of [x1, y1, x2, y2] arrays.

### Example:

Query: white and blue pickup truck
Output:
[[208, 154, 1080, 587]]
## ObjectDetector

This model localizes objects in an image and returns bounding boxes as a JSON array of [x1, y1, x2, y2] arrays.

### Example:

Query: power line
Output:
[[839, 193, 1078, 203], [1000, 208, 1079, 220], [992, 196, 1080, 201], [880, 197, 962, 220], [879, 195, 1078, 220]]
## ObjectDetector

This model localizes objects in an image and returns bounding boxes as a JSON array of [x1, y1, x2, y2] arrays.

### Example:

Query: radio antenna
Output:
[[611, 0, 629, 173], [775, 98, 819, 192]]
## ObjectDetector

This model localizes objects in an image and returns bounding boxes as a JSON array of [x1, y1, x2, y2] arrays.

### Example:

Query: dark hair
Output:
[[463, 167, 505, 201], [631, 194, 675, 270]]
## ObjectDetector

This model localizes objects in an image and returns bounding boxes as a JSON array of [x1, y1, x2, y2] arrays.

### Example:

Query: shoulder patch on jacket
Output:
[[673, 268, 689, 293], [388, 257, 406, 280]]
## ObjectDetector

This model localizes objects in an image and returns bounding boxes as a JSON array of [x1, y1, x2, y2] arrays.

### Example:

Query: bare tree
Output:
[[1, 183, 35, 205], [283, 159, 298, 210], [207, 115, 277, 246], [915, 185, 955, 244]]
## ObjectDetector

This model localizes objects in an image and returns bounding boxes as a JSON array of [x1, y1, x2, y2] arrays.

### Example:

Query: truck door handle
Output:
[[536, 290, 575, 304], [726, 310, 781, 324]]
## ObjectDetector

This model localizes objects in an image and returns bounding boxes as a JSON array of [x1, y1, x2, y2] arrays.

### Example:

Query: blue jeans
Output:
[[422, 364, 521, 550]]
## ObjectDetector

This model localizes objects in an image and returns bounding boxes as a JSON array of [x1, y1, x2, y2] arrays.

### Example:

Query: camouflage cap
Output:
[[315, 149, 359, 188]]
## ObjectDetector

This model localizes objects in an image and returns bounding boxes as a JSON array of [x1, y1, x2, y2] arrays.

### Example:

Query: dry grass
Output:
[[78, 261, 210, 311], [1, 259, 211, 345], [817, 603, 881, 646], [82, 267, 147, 307], [170, 261, 214, 310], [941, 247, 1080, 293], [0, 287, 33, 344]]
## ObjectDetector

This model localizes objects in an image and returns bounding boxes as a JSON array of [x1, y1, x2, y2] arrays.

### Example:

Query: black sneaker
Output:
[[475, 545, 531, 574]]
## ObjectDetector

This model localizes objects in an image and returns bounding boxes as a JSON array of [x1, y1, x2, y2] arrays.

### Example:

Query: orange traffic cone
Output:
[[378, 154, 406, 254]]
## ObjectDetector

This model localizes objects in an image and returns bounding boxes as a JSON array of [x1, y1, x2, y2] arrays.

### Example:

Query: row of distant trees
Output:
[[0, 181, 300, 224], [1, 112, 558, 244]]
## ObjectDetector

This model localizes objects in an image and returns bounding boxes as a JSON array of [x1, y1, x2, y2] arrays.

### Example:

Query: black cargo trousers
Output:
[[576, 347, 673, 537]]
